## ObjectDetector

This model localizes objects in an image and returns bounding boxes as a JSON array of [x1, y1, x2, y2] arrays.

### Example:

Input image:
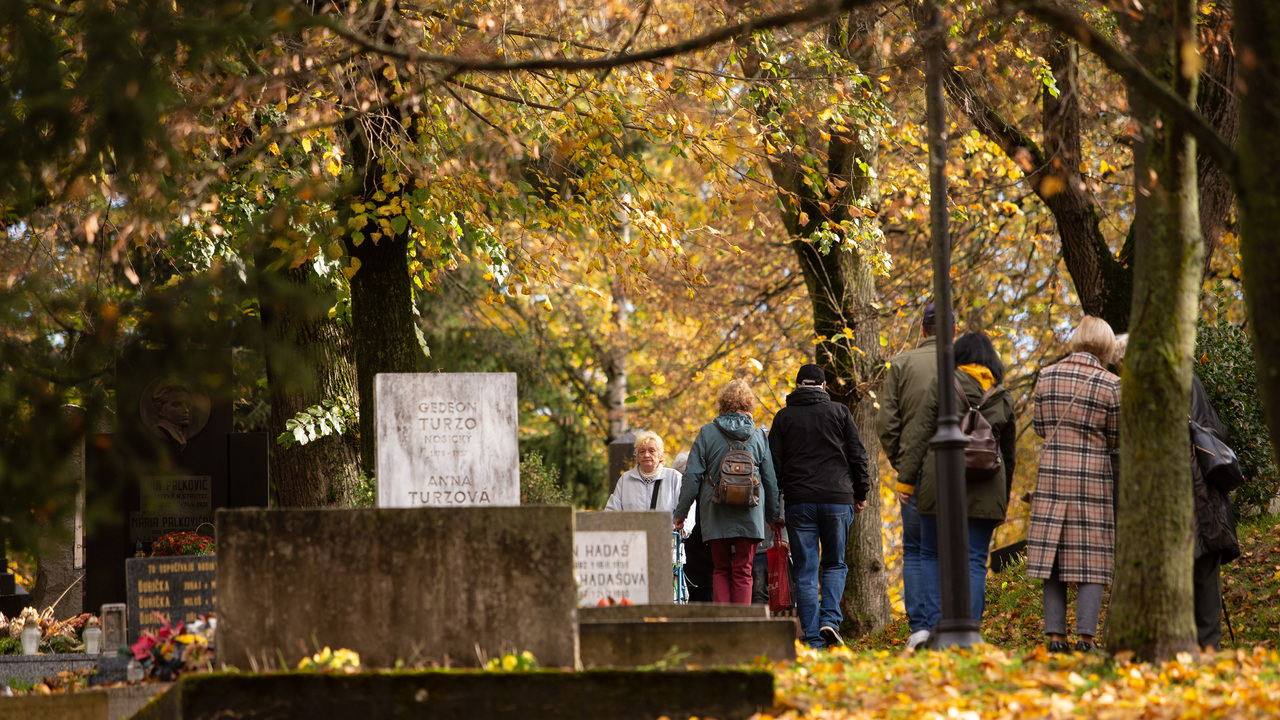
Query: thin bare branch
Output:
[[314, 0, 875, 74]]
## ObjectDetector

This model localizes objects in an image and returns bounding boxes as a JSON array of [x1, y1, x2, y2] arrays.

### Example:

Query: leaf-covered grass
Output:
[[764, 643, 1280, 719], [1222, 513, 1280, 648], [852, 514, 1280, 653], [766, 515, 1280, 717]]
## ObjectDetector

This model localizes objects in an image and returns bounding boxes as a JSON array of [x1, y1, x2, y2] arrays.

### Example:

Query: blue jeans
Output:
[[919, 514, 998, 628], [785, 503, 855, 647], [900, 494, 927, 632]]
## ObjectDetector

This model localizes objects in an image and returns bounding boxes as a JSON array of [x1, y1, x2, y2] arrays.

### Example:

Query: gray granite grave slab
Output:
[[0, 654, 99, 685], [216, 507, 577, 670], [574, 511, 673, 605], [375, 373, 519, 508]]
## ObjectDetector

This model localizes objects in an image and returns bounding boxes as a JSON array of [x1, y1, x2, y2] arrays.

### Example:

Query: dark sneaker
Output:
[[1047, 640, 1071, 654], [1075, 640, 1101, 653], [819, 625, 844, 648]]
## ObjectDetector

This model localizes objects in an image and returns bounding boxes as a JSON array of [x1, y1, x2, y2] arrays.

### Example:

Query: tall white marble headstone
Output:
[[375, 373, 519, 508]]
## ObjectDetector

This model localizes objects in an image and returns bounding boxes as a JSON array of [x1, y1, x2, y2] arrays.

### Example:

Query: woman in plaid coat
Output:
[[1028, 316, 1120, 653]]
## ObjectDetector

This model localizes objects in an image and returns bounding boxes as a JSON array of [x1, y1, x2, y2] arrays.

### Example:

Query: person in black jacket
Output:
[[1190, 376, 1240, 649], [769, 363, 870, 648]]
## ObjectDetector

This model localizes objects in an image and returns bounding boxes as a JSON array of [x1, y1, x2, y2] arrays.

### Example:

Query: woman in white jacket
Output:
[[605, 431, 683, 514]]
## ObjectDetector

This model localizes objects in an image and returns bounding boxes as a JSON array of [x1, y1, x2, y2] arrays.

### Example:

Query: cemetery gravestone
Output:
[[125, 556, 216, 642], [375, 373, 519, 508], [575, 531, 648, 606], [575, 511, 675, 605], [607, 432, 636, 494], [84, 349, 268, 611]]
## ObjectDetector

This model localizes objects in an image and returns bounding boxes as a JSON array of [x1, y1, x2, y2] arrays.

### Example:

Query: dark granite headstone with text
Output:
[[84, 349, 267, 611], [125, 555, 216, 642]]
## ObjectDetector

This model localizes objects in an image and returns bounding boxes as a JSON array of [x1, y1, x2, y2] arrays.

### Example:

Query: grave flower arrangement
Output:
[[150, 531, 215, 557], [129, 613, 215, 680], [0, 607, 94, 654]]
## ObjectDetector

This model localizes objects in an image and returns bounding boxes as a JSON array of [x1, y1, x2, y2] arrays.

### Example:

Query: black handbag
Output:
[[1190, 420, 1247, 493]]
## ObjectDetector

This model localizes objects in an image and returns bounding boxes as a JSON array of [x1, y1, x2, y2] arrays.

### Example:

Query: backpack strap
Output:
[[1047, 367, 1104, 444], [712, 422, 748, 450], [954, 373, 1000, 411]]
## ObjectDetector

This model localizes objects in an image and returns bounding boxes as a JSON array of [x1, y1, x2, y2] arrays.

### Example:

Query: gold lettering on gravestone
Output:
[[131, 557, 217, 631]]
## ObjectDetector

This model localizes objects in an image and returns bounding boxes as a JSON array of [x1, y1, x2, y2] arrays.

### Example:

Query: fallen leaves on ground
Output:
[[760, 642, 1280, 719]]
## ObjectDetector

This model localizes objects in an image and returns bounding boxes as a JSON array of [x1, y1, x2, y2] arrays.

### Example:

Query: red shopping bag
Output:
[[766, 530, 792, 613]]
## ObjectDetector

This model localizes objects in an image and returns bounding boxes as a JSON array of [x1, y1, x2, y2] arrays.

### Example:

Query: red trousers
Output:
[[709, 537, 759, 605]]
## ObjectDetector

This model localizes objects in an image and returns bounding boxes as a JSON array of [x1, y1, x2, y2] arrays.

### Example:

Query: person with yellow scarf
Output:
[[894, 332, 1018, 631]]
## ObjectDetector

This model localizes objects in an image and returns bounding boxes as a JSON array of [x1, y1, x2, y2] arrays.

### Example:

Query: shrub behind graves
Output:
[[1196, 305, 1280, 516], [520, 452, 571, 505]]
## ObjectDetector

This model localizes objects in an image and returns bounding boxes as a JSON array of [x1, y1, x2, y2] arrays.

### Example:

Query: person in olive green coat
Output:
[[877, 302, 944, 647], [895, 332, 1017, 627], [674, 379, 782, 604]]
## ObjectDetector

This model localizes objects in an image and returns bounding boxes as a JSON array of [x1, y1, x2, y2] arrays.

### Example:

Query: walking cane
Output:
[[1222, 589, 1236, 646]]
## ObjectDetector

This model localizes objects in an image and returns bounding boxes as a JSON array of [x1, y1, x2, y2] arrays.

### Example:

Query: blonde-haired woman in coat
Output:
[[1028, 315, 1120, 653]]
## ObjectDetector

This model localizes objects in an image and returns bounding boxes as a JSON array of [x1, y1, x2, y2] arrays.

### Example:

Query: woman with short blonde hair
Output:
[[1028, 315, 1121, 652], [674, 379, 781, 604], [1069, 315, 1117, 364], [605, 430, 682, 513]]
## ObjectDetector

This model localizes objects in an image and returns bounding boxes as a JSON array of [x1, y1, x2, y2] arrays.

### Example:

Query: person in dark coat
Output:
[[672, 451, 714, 603], [896, 332, 1017, 629], [769, 364, 870, 648], [1189, 376, 1241, 649]]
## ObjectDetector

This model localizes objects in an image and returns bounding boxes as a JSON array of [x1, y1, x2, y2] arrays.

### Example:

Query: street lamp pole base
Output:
[[928, 619, 983, 650]]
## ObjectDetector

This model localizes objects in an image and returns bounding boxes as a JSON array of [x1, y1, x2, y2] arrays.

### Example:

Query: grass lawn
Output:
[[755, 515, 1280, 718]]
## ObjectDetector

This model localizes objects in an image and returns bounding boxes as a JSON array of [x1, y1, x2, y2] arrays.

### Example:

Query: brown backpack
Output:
[[710, 424, 761, 507], [954, 376, 1002, 482]]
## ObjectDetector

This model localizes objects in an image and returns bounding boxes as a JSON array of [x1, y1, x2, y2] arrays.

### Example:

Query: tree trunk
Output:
[[841, 259, 891, 636], [343, 117, 425, 478], [1107, 0, 1202, 660], [733, 4, 891, 636], [1235, 1, 1280, 499], [1195, 2, 1239, 276], [258, 257, 362, 507], [604, 211, 630, 443]]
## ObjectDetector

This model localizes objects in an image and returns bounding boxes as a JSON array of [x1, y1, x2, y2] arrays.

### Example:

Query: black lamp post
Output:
[[924, 0, 982, 649]]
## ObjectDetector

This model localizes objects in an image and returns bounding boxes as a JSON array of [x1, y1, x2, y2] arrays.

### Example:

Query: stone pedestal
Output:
[[216, 507, 578, 670], [606, 433, 636, 494]]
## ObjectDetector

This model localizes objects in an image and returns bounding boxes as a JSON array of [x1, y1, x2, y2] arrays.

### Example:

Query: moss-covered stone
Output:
[[133, 669, 772, 720]]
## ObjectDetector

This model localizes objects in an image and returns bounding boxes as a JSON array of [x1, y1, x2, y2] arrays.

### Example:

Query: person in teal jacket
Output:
[[674, 379, 782, 604]]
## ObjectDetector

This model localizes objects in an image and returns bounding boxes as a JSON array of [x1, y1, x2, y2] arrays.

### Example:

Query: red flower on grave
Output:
[[150, 531, 215, 557]]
